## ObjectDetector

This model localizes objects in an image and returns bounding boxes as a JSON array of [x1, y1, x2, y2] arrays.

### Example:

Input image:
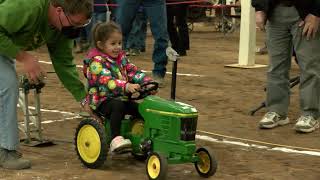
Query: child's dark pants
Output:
[[96, 98, 140, 139]]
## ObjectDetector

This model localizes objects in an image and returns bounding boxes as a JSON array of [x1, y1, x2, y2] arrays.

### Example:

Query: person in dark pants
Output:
[[252, 0, 320, 133], [166, 0, 190, 56]]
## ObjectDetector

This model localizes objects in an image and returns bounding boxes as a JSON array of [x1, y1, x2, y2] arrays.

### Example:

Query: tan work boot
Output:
[[0, 148, 31, 170]]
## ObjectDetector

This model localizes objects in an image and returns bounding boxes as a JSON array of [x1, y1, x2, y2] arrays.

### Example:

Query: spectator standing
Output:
[[252, 0, 320, 133]]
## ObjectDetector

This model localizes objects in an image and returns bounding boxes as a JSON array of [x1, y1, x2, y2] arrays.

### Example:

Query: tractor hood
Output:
[[139, 96, 198, 117]]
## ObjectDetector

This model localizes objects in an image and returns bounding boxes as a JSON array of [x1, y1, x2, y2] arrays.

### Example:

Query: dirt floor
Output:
[[1, 23, 320, 180]]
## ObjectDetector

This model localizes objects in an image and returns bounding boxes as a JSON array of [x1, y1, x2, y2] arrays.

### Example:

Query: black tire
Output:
[[194, 147, 218, 178], [146, 152, 168, 180], [74, 119, 108, 169]]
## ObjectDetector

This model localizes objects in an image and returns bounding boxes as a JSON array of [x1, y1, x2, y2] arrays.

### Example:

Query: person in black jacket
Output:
[[252, 0, 320, 133]]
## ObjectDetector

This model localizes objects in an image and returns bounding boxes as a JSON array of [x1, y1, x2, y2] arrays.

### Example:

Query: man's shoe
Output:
[[259, 112, 289, 129], [0, 148, 31, 170], [294, 115, 319, 133]]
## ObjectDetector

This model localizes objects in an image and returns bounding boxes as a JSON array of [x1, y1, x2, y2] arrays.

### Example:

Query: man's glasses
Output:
[[63, 11, 91, 28]]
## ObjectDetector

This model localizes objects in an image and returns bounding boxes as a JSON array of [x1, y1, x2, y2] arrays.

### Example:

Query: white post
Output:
[[226, 0, 266, 68]]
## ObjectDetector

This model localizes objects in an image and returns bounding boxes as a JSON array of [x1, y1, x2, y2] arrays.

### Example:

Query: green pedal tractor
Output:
[[74, 48, 218, 180]]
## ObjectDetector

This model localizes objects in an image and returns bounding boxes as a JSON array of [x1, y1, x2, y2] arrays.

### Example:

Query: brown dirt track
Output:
[[1, 24, 320, 180]]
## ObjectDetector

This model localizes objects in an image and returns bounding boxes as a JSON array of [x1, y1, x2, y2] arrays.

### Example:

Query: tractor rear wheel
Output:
[[74, 119, 107, 168]]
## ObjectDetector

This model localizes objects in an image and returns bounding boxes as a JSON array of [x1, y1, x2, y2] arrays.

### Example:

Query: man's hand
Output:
[[255, 11, 267, 31], [80, 99, 103, 124], [299, 14, 320, 40], [126, 83, 141, 93], [16, 51, 47, 84]]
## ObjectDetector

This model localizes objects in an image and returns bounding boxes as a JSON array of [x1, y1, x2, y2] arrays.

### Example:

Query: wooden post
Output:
[[225, 0, 267, 68]]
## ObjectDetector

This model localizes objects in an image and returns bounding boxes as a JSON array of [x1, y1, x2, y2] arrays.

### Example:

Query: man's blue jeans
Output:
[[0, 55, 19, 150], [117, 0, 169, 77], [126, 10, 147, 51]]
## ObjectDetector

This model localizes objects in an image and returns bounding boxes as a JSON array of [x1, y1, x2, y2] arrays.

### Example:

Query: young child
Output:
[[83, 21, 153, 153]]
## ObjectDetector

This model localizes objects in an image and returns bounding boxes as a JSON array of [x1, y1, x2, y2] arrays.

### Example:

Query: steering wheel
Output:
[[128, 81, 159, 100]]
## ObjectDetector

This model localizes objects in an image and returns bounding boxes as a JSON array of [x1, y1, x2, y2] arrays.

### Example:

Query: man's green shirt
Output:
[[0, 0, 86, 101]]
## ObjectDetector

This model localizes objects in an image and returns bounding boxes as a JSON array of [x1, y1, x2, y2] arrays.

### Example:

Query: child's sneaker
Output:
[[259, 112, 289, 129], [110, 136, 132, 153], [294, 115, 319, 133]]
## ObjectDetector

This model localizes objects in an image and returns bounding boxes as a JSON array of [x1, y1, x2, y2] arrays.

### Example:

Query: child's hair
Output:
[[92, 21, 122, 49]]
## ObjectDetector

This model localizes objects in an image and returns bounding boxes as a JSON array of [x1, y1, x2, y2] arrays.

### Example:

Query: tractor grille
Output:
[[180, 117, 197, 141]]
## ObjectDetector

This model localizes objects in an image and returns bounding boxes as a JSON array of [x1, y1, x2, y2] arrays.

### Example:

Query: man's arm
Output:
[[47, 37, 86, 102], [0, 0, 38, 58], [0, 0, 46, 83]]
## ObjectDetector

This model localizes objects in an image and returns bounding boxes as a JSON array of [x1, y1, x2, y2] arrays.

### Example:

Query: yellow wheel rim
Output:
[[77, 125, 101, 163], [131, 120, 144, 136], [197, 151, 211, 174], [147, 155, 161, 179]]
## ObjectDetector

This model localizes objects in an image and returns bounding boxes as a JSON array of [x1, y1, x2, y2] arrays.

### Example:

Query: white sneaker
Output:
[[259, 112, 289, 129], [294, 115, 320, 133], [110, 136, 132, 153]]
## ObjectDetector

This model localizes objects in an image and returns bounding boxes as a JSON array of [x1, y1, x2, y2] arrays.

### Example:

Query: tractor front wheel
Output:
[[146, 152, 168, 180], [74, 119, 107, 169], [194, 146, 217, 178]]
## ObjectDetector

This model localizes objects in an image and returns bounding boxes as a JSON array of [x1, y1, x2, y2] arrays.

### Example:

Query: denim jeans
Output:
[[0, 55, 19, 150], [117, 0, 169, 77], [126, 10, 147, 51]]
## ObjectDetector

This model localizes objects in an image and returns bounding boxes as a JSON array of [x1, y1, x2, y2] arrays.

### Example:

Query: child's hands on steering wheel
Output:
[[126, 83, 141, 93], [147, 84, 158, 95]]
